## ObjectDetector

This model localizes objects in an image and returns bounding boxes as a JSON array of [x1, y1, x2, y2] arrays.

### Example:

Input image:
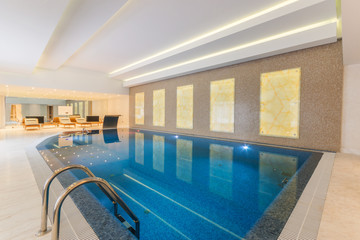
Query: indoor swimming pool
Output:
[[37, 129, 322, 240]]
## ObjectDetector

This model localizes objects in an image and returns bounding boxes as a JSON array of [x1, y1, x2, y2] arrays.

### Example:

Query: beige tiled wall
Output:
[[129, 41, 343, 152]]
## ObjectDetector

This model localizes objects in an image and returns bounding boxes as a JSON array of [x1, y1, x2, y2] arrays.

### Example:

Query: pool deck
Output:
[[0, 128, 359, 240], [317, 153, 360, 240]]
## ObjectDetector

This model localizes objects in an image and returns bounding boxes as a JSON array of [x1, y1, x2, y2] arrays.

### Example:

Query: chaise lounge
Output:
[[24, 118, 41, 130], [59, 117, 76, 128], [75, 118, 92, 127]]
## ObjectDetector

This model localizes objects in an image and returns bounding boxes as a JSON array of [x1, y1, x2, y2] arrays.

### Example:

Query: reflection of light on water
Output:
[[121, 175, 242, 239], [135, 132, 144, 165], [176, 139, 192, 183], [258, 151, 298, 211], [242, 145, 249, 150], [209, 144, 233, 199], [110, 182, 191, 240], [153, 135, 165, 173]]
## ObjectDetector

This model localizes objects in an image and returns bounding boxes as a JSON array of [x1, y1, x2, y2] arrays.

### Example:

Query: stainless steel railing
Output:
[[36, 164, 139, 239], [36, 164, 97, 236], [52, 177, 140, 240]]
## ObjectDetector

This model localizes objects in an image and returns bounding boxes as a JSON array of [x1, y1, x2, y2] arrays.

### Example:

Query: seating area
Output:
[[24, 118, 41, 130], [58, 117, 76, 128], [22, 115, 103, 130], [75, 118, 92, 127]]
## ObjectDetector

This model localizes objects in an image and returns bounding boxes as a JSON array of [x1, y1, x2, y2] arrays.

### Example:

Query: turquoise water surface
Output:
[[37, 129, 318, 240]]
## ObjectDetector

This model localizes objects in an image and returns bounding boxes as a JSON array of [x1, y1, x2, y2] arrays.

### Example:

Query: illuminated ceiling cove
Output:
[[0, 0, 339, 87]]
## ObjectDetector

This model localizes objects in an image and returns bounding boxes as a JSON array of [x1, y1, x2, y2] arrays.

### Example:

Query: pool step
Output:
[[113, 200, 138, 236], [115, 213, 138, 236], [37, 164, 140, 239]]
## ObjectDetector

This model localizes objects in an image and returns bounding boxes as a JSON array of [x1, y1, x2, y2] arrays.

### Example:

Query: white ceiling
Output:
[[0, 0, 69, 73], [0, 0, 339, 87]]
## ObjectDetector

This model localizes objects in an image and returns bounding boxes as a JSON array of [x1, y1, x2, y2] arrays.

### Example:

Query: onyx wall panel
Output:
[[129, 41, 343, 151]]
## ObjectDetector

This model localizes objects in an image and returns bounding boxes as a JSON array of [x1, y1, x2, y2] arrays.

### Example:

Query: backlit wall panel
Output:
[[135, 92, 144, 125], [176, 85, 193, 129], [260, 68, 300, 138], [210, 78, 235, 133], [130, 42, 343, 151], [153, 89, 165, 127]]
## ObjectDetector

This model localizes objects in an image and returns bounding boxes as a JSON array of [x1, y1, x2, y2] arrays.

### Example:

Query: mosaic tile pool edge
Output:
[[27, 136, 135, 240], [245, 152, 323, 240]]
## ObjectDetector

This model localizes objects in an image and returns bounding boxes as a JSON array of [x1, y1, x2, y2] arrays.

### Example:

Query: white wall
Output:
[[0, 66, 128, 94], [91, 100, 108, 120], [5, 103, 11, 122], [21, 104, 47, 118], [342, 0, 360, 65], [341, 64, 360, 155], [0, 96, 5, 128], [6, 103, 47, 122], [92, 94, 129, 128]]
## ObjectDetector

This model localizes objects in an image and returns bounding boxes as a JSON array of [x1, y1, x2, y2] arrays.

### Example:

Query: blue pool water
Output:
[[37, 129, 321, 240]]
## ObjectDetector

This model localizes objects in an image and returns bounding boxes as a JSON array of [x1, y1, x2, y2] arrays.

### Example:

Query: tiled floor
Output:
[[0, 128, 359, 240], [317, 153, 360, 240], [0, 128, 60, 240]]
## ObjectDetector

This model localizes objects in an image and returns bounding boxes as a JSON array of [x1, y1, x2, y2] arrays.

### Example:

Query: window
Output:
[[79, 102, 84, 117]]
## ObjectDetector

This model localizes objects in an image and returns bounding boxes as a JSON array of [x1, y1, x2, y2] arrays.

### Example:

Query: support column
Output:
[[341, 64, 360, 155]]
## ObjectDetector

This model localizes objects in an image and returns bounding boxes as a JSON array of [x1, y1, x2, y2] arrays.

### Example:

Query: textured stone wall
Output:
[[129, 41, 343, 152]]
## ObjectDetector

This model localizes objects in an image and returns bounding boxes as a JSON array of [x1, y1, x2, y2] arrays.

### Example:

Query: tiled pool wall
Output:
[[129, 41, 343, 152], [279, 153, 335, 240]]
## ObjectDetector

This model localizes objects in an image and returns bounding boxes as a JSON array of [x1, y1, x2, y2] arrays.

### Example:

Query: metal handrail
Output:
[[52, 177, 140, 240], [36, 164, 115, 236]]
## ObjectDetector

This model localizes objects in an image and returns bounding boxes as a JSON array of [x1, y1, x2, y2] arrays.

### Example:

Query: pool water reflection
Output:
[[37, 129, 319, 240]]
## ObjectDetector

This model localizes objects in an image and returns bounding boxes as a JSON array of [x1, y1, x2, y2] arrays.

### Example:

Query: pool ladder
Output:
[[36, 164, 140, 240]]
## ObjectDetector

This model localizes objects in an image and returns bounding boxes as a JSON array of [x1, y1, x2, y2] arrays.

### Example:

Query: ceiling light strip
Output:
[[109, 0, 298, 75], [123, 18, 337, 82]]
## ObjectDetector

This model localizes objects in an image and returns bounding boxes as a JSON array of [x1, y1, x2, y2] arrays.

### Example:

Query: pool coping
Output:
[[278, 152, 335, 240], [26, 133, 100, 240]]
